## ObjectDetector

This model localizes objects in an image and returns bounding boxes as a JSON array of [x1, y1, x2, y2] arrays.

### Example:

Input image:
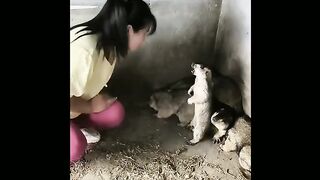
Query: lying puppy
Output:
[[220, 116, 251, 178], [149, 89, 194, 127]]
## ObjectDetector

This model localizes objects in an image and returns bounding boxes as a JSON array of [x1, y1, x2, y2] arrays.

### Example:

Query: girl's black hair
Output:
[[71, 0, 157, 60]]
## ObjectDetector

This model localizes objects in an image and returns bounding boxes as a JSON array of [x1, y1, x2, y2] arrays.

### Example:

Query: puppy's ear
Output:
[[212, 111, 220, 118], [205, 68, 212, 79], [152, 94, 159, 103]]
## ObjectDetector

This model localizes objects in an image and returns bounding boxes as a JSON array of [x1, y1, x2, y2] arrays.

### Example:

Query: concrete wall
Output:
[[213, 0, 251, 117]]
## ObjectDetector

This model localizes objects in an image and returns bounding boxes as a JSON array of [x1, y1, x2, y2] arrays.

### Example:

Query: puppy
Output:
[[187, 63, 213, 144]]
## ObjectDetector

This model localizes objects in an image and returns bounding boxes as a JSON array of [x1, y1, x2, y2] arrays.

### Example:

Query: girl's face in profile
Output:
[[127, 25, 151, 52]]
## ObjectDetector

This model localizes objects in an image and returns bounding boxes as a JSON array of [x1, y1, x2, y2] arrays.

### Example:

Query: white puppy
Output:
[[187, 63, 213, 144]]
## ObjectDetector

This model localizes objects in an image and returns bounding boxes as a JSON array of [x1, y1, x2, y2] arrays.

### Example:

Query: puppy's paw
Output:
[[212, 136, 226, 144], [186, 138, 200, 145], [187, 98, 193, 105]]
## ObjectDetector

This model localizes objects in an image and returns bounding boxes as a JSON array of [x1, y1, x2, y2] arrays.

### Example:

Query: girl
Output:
[[70, 0, 157, 163]]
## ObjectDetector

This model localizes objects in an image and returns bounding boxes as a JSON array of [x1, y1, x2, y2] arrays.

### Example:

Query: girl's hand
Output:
[[91, 94, 117, 113]]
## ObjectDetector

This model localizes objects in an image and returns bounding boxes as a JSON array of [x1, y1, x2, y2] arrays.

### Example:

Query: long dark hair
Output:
[[71, 0, 157, 60]]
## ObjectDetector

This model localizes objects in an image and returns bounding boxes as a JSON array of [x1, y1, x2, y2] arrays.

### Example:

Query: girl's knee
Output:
[[70, 122, 87, 163], [89, 100, 125, 129]]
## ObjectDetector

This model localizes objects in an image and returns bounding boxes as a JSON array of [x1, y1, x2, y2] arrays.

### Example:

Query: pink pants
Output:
[[70, 100, 125, 163]]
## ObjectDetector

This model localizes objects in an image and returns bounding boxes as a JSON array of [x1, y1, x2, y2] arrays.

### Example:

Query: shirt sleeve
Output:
[[70, 43, 93, 98]]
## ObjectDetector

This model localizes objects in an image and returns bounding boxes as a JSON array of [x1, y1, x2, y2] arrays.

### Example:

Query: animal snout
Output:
[[191, 62, 195, 68], [211, 117, 219, 122], [149, 106, 158, 114]]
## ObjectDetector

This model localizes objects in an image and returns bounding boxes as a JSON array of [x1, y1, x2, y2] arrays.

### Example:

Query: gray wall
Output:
[[213, 0, 251, 117], [70, 0, 251, 117], [111, 0, 221, 93]]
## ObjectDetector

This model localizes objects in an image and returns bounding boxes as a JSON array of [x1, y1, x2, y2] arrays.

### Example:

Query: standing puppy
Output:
[[187, 63, 213, 144]]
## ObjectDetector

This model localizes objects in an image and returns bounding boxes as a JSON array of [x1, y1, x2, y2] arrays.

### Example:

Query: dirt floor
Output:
[[70, 98, 246, 180]]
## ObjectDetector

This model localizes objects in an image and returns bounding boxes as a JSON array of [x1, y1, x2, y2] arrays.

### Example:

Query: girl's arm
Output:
[[70, 96, 94, 113], [70, 94, 117, 114]]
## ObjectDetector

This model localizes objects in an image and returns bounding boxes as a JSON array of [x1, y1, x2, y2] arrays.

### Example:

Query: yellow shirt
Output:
[[70, 27, 116, 118]]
